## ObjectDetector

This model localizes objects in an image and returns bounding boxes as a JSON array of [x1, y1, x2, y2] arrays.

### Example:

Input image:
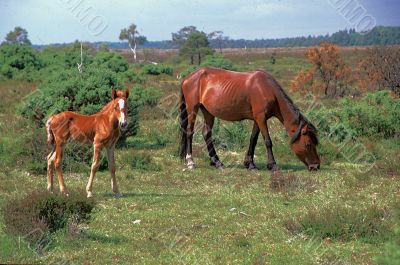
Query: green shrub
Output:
[[340, 91, 400, 138], [141, 63, 173, 76], [218, 121, 248, 149], [2, 190, 95, 243], [131, 85, 162, 107], [20, 67, 140, 140], [0, 43, 43, 81], [306, 91, 399, 141], [201, 53, 238, 71], [92, 51, 129, 73]]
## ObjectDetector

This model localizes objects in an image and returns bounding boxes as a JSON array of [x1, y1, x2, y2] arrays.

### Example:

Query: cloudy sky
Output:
[[0, 0, 399, 44]]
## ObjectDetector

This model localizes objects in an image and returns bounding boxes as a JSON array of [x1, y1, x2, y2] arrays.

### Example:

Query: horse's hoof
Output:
[[114, 193, 123, 198], [267, 163, 279, 172], [211, 161, 224, 170], [216, 163, 225, 170], [87, 191, 93, 198], [248, 164, 258, 171]]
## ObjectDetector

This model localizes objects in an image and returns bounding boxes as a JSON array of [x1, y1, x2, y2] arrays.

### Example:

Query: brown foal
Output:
[[46, 89, 129, 197]]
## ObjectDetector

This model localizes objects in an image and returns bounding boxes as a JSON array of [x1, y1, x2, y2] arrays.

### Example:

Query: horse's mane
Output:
[[99, 100, 115, 113], [269, 75, 319, 145]]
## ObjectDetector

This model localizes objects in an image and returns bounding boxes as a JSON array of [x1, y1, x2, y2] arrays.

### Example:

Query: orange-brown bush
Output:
[[291, 42, 353, 97]]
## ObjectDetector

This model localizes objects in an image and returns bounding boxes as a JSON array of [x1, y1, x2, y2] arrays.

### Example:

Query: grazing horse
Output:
[[179, 67, 320, 171], [46, 89, 129, 198]]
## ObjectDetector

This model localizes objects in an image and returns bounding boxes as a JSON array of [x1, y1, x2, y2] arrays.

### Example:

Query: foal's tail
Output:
[[178, 87, 188, 160], [45, 116, 55, 146]]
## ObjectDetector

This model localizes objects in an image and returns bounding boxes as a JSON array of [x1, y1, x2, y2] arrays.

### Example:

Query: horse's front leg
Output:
[[255, 115, 278, 171], [107, 146, 122, 198], [86, 143, 102, 198], [244, 121, 260, 170]]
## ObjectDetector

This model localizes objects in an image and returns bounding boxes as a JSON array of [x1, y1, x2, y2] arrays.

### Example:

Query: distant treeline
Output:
[[33, 26, 400, 49]]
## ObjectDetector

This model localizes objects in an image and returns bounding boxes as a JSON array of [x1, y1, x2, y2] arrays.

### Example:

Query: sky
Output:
[[0, 0, 399, 44]]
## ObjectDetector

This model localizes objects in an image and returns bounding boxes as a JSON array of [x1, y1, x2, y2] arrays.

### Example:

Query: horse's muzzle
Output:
[[308, 164, 320, 171], [119, 121, 127, 129]]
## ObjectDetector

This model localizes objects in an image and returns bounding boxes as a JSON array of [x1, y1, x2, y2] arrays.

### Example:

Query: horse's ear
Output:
[[301, 124, 309, 135], [125, 89, 129, 99], [112, 88, 117, 100]]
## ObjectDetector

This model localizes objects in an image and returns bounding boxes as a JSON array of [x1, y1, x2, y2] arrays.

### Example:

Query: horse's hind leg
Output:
[[201, 107, 224, 169], [54, 142, 68, 195], [244, 122, 259, 170], [185, 104, 199, 169], [254, 114, 278, 171], [47, 147, 56, 192]]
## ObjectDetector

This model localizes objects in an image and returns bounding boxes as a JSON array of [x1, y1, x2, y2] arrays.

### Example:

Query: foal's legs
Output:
[[243, 122, 260, 170], [254, 114, 278, 171], [201, 107, 224, 169], [86, 143, 102, 198], [185, 105, 199, 169], [107, 146, 122, 198], [54, 142, 68, 195]]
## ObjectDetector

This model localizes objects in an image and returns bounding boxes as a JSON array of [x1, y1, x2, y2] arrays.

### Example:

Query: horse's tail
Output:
[[178, 85, 188, 160], [45, 116, 55, 146]]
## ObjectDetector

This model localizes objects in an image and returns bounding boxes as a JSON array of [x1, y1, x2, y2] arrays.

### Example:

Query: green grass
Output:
[[0, 51, 399, 264]]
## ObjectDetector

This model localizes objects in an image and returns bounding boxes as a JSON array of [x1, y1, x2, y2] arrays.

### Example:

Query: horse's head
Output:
[[290, 120, 320, 171], [112, 88, 129, 129]]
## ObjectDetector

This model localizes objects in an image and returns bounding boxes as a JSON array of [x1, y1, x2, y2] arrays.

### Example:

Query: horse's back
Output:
[[48, 111, 96, 143], [182, 67, 275, 121]]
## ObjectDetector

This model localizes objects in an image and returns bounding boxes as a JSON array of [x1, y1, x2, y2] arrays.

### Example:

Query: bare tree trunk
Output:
[[128, 42, 137, 62], [198, 53, 201, 65]]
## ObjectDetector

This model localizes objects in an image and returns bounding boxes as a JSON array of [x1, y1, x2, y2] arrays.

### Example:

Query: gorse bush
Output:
[[141, 63, 173, 76], [2, 190, 95, 244], [92, 51, 129, 73], [340, 91, 400, 138], [0, 43, 43, 81], [131, 85, 162, 107], [201, 53, 238, 71], [306, 91, 399, 141], [21, 67, 140, 139]]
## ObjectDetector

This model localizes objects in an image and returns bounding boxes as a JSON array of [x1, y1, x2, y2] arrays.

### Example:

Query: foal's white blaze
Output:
[[118, 99, 126, 123]]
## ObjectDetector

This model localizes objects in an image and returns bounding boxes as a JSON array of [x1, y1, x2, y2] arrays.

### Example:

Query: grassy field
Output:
[[0, 48, 399, 264]]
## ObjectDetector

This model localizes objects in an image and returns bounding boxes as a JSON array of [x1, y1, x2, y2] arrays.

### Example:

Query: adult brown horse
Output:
[[179, 67, 320, 171], [46, 89, 129, 198]]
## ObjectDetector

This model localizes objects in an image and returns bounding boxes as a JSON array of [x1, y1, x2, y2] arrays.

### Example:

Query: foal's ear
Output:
[[125, 89, 129, 99], [112, 88, 117, 100]]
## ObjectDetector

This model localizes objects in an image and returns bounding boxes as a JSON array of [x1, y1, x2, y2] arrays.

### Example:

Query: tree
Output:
[[171, 26, 199, 48], [4, 26, 31, 45], [208, 31, 228, 53], [180, 32, 213, 65], [119, 23, 147, 61]]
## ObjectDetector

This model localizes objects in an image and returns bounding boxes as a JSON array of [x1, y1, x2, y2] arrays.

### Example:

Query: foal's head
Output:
[[290, 121, 320, 171], [112, 88, 129, 129]]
